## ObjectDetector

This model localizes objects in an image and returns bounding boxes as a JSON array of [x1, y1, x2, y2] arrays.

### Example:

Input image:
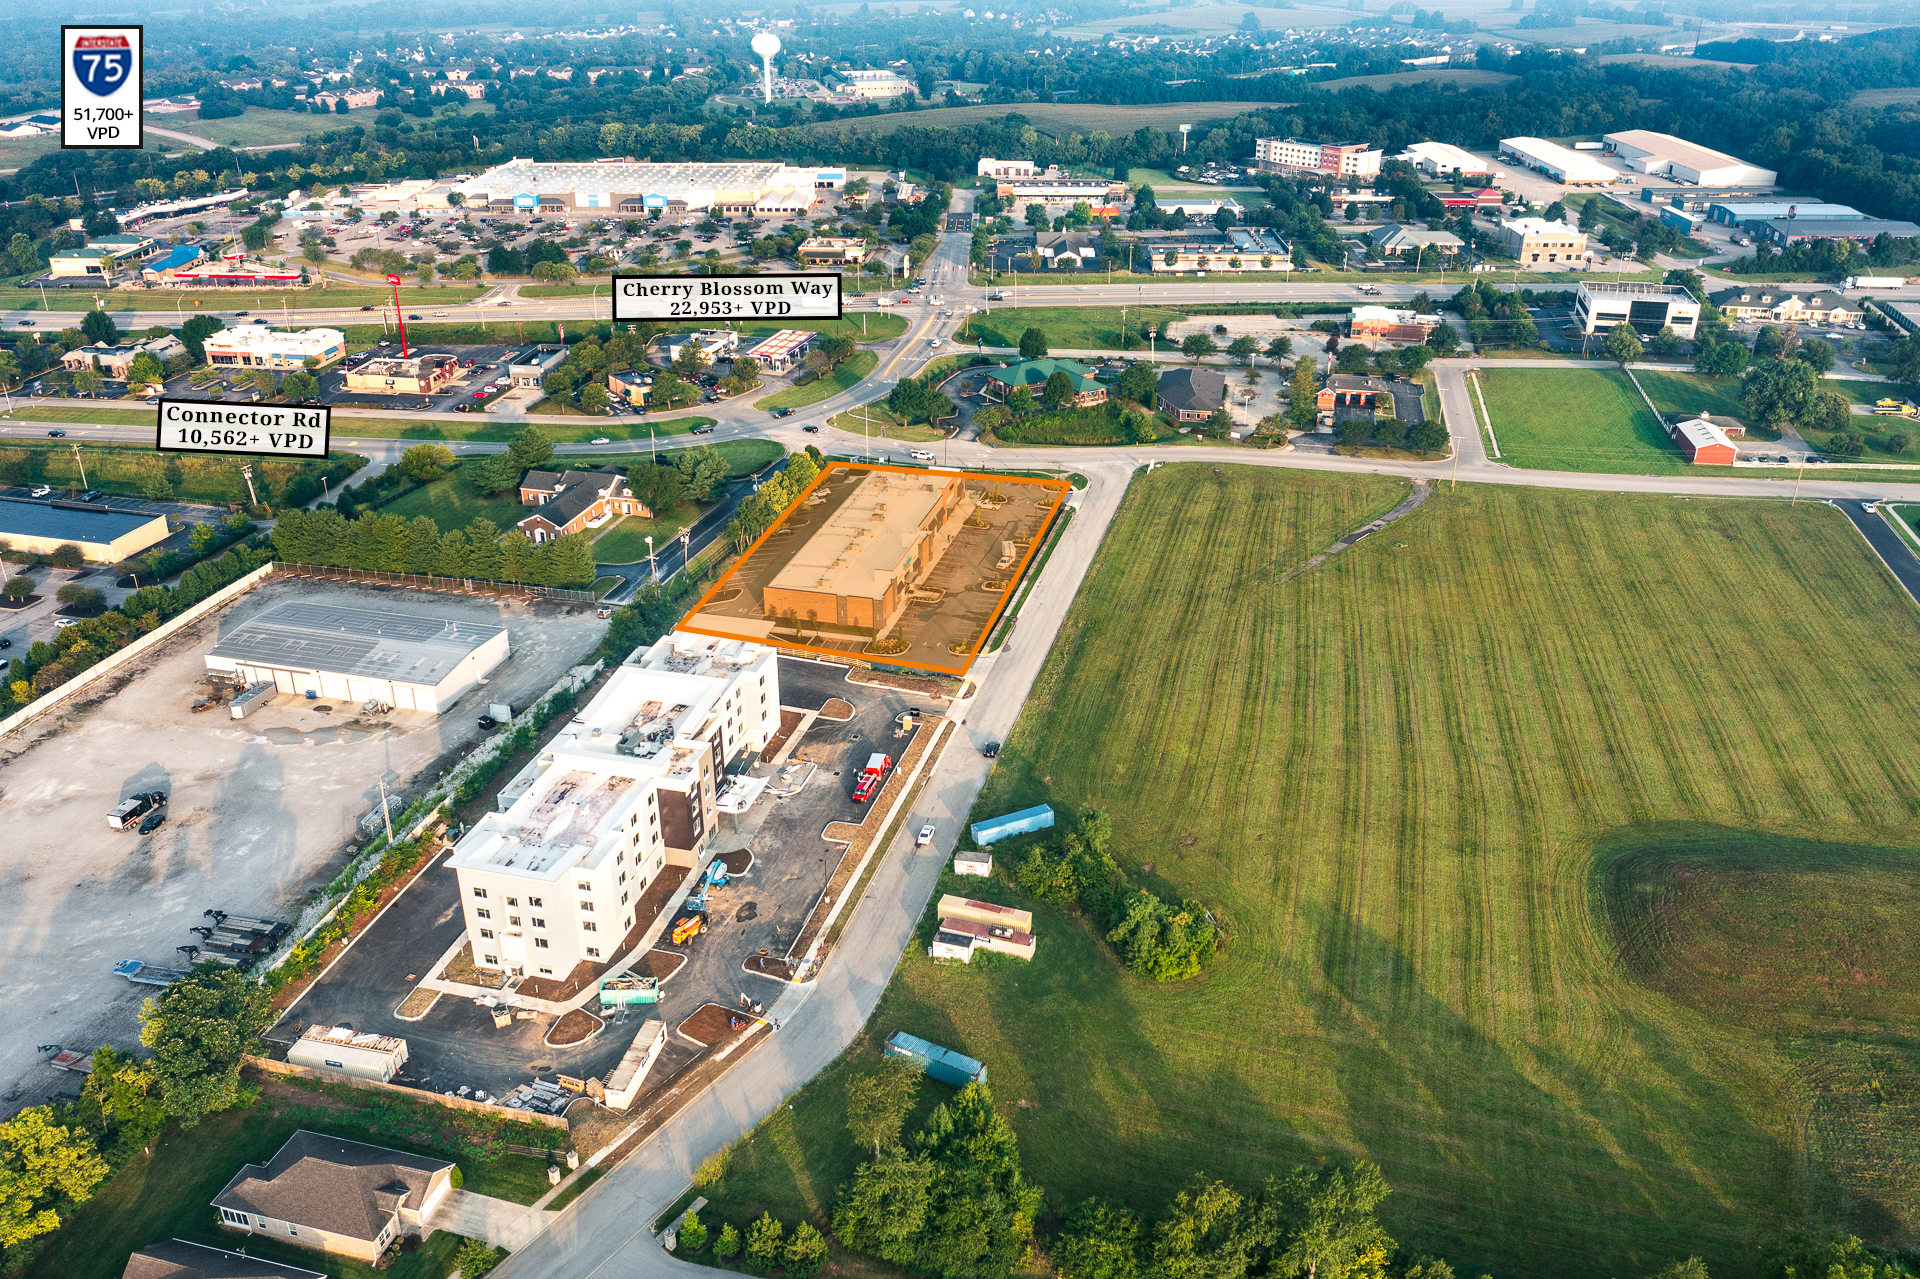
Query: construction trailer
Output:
[[885, 1030, 987, 1089], [969, 804, 1054, 846], [936, 894, 1034, 933], [952, 851, 993, 878]]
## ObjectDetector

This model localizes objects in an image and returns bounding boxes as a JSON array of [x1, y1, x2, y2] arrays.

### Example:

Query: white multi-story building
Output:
[[977, 157, 1038, 179], [202, 326, 347, 371], [1254, 137, 1383, 178], [448, 633, 781, 980], [840, 69, 915, 99], [1573, 281, 1700, 340]]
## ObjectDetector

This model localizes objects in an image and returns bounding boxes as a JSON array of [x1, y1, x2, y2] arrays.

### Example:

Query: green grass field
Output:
[[161, 107, 329, 149], [592, 500, 713, 562], [959, 305, 1183, 352], [1632, 369, 1749, 421], [1, 405, 155, 426], [701, 469, 1920, 1275], [0, 283, 488, 313], [376, 463, 529, 530], [332, 413, 716, 444], [825, 402, 947, 444], [754, 350, 876, 410], [1482, 368, 1695, 473]]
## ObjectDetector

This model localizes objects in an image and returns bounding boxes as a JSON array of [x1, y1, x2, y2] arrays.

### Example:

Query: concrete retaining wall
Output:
[[0, 562, 276, 742], [246, 1054, 570, 1131]]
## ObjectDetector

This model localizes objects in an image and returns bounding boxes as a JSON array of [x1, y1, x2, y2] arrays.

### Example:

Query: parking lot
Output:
[[0, 577, 606, 1114], [270, 656, 942, 1101]]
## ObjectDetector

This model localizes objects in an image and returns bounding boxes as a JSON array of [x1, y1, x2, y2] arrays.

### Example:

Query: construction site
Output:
[[0, 576, 605, 1118], [682, 462, 1071, 675]]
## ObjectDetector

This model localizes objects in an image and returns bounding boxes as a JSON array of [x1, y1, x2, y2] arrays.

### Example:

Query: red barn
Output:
[[1668, 416, 1738, 465]]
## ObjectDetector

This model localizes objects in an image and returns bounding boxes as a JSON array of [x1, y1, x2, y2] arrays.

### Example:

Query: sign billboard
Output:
[[156, 399, 332, 458], [61, 26, 142, 149], [612, 272, 843, 322]]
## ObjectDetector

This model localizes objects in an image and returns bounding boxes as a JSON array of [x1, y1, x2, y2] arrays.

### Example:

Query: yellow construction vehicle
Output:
[[671, 915, 704, 946]]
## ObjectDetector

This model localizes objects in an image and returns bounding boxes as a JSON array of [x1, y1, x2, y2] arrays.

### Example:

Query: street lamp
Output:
[[646, 535, 655, 581]]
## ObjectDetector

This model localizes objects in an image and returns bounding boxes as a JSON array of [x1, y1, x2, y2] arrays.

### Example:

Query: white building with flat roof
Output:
[[1498, 137, 1615, 186], [203, 601, 508, 713], [1254, 137, 1383, 178], [1399, 141, 1490, 178], [454, 159, 819, 216], [203, 326, 347, 371], [1573, 280, 1700, 339], [1602, 130, 1776, 187], [447, 632, 780, 980]]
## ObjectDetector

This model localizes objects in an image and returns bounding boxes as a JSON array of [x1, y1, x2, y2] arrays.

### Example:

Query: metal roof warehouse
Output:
[[0, 497, 171, 563], [204, 601, 510, 713]]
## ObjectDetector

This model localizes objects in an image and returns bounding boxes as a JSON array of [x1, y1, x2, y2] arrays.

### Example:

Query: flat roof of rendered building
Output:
[[207, 600, 505, 687], [0, 498, 167, 546], [766, 469, 961, 603]]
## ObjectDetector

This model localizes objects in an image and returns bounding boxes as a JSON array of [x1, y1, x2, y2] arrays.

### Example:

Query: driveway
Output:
[[431, 1189, 551, 1251]]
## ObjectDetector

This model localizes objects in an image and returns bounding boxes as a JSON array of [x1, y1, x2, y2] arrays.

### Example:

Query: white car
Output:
[[910, 449, 936, 462], [928, 338, 941, 347], [917, 824, 936, 846], [54, 618, 78, 630], [30, 485, 52, 497], [434, 311, 447, 317], [590, 437, 611, 445]]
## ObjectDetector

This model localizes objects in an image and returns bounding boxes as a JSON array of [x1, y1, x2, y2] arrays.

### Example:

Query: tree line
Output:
[[268, 507, 598, 588], [723, 448, 822, 554]]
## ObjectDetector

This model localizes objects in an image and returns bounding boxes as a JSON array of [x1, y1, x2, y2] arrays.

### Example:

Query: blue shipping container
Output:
[[970, 803, 1055, 846], [885, 1031, 987, 1090]]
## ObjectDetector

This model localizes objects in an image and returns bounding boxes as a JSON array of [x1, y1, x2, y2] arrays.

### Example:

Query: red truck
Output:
[[852, 753, 894, 803]]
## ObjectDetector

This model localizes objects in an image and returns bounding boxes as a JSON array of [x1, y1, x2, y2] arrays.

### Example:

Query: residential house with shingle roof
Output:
[[516, 467, 647, 542], [211, 1131, 456, 1263], [122, 1238, 326, 1279]]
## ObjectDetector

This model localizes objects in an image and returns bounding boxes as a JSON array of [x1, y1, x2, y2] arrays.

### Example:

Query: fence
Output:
[[245, 1054, 571, 1132], [0, 562, 276, 742], [273, 562, 597, 603]]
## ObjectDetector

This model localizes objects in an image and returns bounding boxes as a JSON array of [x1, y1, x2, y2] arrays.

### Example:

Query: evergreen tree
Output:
[[403, 516, 438, 574], [433, 528, 471, 578], [465, 519, 505, 580], [499, 530, 536, 584], [549, 533, 598, 587]]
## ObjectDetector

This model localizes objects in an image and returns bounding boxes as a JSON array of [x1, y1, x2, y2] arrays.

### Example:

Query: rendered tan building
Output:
[[761, 471, 969, 637]]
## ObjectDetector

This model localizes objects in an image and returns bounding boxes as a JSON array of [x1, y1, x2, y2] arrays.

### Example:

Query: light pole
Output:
[[646, 535, 656, 581]]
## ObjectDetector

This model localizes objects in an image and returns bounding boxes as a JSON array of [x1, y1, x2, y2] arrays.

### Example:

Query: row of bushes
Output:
[[268, 829, 439, 992]]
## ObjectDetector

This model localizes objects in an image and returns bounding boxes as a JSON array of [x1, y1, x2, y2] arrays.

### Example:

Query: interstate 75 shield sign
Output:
[[62, 27, 143, 150]]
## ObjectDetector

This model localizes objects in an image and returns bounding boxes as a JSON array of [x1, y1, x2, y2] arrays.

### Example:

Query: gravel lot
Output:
[[0, 576, 606, 1115]]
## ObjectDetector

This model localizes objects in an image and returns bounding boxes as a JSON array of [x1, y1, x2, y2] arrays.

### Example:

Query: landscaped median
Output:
[[753, 350, 876, 410]]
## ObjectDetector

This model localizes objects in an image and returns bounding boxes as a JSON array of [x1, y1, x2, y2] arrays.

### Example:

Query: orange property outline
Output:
[[676, 461, 1071, 675]]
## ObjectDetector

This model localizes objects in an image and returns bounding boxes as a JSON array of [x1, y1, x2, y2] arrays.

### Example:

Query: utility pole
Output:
[[240, 464, 259, 507], [377, 776, 396, 844], [70, 443, 88, 490]]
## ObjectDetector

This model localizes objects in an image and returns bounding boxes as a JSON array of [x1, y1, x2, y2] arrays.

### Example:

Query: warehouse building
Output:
[[1497, 137, 1614, 186], [995, 175, 1127, 205], [203, 601, 509, 713], [1146, 233, 1290, 273], [447, 632, 780, 979], [1254, 136, 1383, 178], [1707, 201, 1862, 226], [454, 159, 831, 216], [1399, 141, 1490, 178], [204, 326, 346, 372], [761, 471, 970, 638], [1572, 281, 1699, 339], [1753, 217, 1920, 248], [839, 69, 915, 98], [1602, 130, 1777, 186], [0, 498, 170, 562]]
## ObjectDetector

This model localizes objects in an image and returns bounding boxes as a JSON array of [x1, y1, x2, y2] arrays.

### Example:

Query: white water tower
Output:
[[1179, 123, 1192, 153], [751, 31, 782, 104]]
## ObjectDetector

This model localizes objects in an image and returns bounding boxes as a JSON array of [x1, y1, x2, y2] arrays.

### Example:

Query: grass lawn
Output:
[[754, 350, 876, 410], [20, 1081, 555, 1279], [0, 438, 357, 508], [167, 107, 334, 149], [1632, 369, 1749, 420], [700, 469, 1920, 1278], [0, 284, 489, 313], [377, 463, 530, 530], [1, 404, 156, 426], [958, 305, 1183, 352], [1481, 367, 1695, 474], [591, 499, 713, 562], [330, 414, 716, 444], [825, 401, 947, 444]]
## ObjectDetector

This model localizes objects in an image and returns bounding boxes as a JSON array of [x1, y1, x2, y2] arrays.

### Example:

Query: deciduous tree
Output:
[[846, 1055, 922, 1158], [138, 963, 273, 1126]]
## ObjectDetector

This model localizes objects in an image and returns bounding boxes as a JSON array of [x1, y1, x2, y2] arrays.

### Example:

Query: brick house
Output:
[[516, 467, 647, 542], [1315, 374, 1425, 428], [1156, 367, 1228, 422]]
